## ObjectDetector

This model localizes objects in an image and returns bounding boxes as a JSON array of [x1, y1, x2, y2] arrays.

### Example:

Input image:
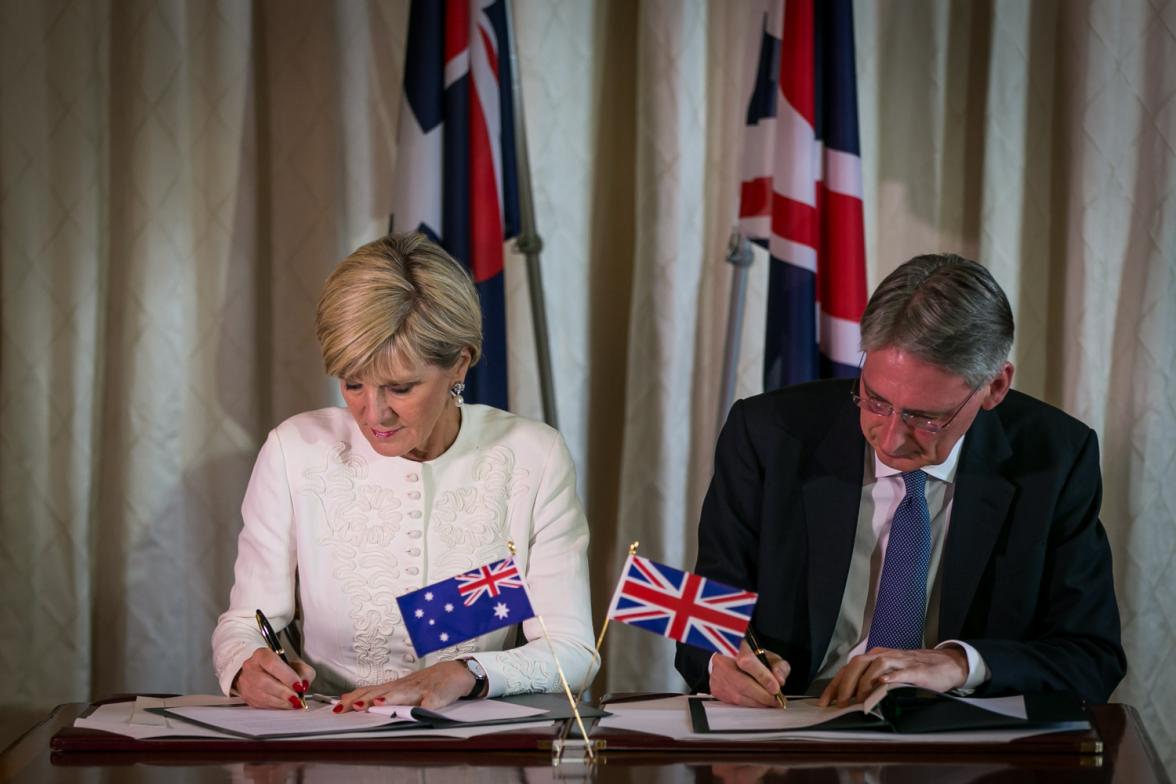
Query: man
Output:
[[676, 254, 1126, 707]]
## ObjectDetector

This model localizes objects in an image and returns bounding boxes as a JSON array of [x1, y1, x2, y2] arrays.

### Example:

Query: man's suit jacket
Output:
[[675, 379, 1126, 703]]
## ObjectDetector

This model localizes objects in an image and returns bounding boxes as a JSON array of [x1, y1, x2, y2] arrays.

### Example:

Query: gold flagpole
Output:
[[578, 540, 638, 700], [553, 540, 639, 752], [506, 541, 596, 761]]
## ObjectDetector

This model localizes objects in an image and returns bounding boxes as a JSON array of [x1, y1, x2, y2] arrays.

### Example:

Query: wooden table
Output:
[[1, 702, 1168, 783]]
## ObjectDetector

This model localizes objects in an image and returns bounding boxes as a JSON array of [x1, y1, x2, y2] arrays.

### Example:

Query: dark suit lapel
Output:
[[937, 406, 1016, 641], [800, 393, 865, 679]]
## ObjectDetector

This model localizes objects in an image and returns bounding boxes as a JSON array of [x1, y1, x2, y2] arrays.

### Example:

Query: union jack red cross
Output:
[[456, 557, 526, 607], [607, 555, 757, 656]]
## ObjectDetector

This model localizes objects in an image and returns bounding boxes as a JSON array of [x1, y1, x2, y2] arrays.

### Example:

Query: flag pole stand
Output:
[[536, 611, 604, 767], [549, 541, 639, 757], [718, 229, 754, 433], [578, 541, 639, 699], [503, 0, 558, 429], [505, 541, 598, 763]]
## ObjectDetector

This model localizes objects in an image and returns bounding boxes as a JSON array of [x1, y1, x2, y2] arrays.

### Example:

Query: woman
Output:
[[212, 232, 596, 711]]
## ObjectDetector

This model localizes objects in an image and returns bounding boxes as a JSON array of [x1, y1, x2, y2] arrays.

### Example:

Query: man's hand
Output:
[[708, 639, 791, 708], [333, 660, 475, 713], [234, 648, 316, 709], [817, 646, 968, 707]]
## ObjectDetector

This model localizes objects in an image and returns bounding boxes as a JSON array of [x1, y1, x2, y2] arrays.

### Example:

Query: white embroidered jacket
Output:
[[212, 404, 596, 698]]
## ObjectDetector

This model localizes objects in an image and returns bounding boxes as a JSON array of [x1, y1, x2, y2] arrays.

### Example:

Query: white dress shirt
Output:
[[815, 438, 990, 691], [212, 404, 597, 698]]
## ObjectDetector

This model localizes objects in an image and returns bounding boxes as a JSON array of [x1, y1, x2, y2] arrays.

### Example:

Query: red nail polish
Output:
[[355, 700, 365, 708], [332, 704, 343, 713], [301, 679, 310, 691], [374, 697, 385, 703], [292, 681, 306, 694], [288, 696, 301, 708]]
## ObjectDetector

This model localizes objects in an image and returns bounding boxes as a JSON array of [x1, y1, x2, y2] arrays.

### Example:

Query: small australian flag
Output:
[[396, 556, 535, 656]]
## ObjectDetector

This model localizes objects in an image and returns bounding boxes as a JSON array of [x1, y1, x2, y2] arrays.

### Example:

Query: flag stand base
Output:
[[551, 737, 604, 768]]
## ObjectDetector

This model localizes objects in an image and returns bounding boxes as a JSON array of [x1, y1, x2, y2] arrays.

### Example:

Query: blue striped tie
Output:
[[867, 470, 931, 650]]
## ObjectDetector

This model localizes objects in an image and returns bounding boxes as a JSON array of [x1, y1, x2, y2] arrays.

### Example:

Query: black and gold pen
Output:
[[745, 627, 788, 709], [255, 609, 308, 710]]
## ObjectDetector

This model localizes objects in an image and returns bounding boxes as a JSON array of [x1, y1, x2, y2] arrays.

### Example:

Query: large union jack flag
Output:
[[397, 556, 534, 656], [739, 0, 867, 389], [606, 555, 757, 657], [391, 0, 519, 410]]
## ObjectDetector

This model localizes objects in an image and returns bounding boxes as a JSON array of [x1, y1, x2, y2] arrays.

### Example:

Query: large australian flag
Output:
[[391, 0, 520, 410]]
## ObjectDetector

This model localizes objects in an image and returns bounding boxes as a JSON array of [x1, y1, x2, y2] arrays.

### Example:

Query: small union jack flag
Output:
[[456, 557, 526, 606], [397, 556, 535, 656], [606, 555, 757, 656]]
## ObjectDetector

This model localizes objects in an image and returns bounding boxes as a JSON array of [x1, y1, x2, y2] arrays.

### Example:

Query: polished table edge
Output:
[[1115, 704, 1171, 784], [50, 698, 567, 754], [0, 704, 70, 780], [0, 704, 66, 757], [38, 703, 1116, 769], [39, 698, 1116, 757], [0, 698, 1164, 784], [48, 703, 1103, 757]]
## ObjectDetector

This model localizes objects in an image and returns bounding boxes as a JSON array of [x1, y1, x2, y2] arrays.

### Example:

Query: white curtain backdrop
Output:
[[2, 0, 1173, 771]]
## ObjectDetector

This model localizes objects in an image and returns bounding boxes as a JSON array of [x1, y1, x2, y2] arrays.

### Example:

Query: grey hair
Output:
[[859, 253, 1014, 387]]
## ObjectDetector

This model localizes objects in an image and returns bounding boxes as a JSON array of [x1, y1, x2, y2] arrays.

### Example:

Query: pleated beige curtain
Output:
[[0, 0, 409, 702], [2, 0, 1173, 773]]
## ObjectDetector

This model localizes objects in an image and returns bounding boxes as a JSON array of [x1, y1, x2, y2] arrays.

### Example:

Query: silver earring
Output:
[[449, 382, 465, 407]]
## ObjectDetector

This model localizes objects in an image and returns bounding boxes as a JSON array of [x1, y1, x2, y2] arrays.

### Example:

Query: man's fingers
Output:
[[835, 659, 869, 706], [768, 655, 790, 686], [735, 648, 783, 697], [817, 673, 840, 707], [753, 644, 791, 685], [827, 654, 874, 706], [854, 656, 892, 703], [712, 656, 781, 708]]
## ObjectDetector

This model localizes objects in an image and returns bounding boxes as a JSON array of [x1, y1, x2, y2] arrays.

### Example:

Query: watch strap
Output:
[[461, 657, 487, 699]]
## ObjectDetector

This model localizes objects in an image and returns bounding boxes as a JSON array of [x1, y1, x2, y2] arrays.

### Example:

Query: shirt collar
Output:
[[869, 434, 965, 485]]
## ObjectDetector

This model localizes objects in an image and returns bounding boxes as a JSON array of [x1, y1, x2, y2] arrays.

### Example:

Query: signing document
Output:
[[162, 698, 547, 739], [75, 696, 553, 741]]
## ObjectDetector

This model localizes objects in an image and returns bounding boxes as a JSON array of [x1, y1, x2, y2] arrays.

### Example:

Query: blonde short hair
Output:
[[315, 232, 483, 379]]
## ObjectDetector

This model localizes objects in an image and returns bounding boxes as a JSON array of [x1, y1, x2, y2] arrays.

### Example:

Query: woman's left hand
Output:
[[333, 660, 476, 713]]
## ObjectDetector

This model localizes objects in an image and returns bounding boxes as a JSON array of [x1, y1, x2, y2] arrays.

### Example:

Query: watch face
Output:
[[465, 657, 487, 679]]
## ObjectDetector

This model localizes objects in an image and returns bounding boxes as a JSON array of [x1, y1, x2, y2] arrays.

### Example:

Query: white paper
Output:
[[331, 697, 546, 722], [130, 695, 243, 726], [74, 702, 557, 741], [595, 695, 698, 738], [701, 699, 865, 732], [411, 699, 547, 722], [75, 702, 236, 740], [945, 694, 1028, 720], [598, 694, 1086, 744], [168, 703, 405, 737], [700, 691, 1043, 734], [295, 720, 558, 741]]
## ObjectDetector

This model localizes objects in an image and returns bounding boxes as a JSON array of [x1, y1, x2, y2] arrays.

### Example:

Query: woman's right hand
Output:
[[233, 647, 317, 709]]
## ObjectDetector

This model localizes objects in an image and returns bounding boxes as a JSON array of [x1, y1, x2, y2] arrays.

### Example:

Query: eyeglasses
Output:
[[850, 382, 979, 434]]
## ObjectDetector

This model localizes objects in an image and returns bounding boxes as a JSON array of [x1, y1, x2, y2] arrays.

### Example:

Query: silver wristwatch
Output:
[[460, 657, 487, 699]]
